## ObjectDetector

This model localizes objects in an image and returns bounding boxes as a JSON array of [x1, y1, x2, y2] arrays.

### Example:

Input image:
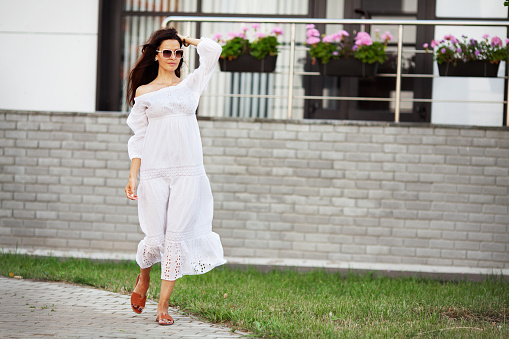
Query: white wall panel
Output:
[[431, 25, 506, 126], [0, 33, 98, 112], [0, 0, 99, 112], [436, 0, 508, 18], [0, 0, 99, 34]]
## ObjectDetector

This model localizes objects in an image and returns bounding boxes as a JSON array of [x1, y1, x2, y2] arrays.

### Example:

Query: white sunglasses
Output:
[[156, 49, 184, 59]]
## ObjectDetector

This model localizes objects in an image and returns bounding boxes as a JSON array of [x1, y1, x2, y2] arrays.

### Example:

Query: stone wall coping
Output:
[[2, 109, 508, 131]]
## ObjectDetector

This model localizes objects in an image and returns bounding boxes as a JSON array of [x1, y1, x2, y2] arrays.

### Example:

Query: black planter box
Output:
[[219, 55, 277, 73], [438, 61, 500, 77], [318, 58, 379, 77]]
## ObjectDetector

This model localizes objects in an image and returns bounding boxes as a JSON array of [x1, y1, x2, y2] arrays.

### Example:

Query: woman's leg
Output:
[[157, 279, 176, 324], [133, 266, 151, 298], [133, 178, 170, 313], [131, 265, 152, 313]]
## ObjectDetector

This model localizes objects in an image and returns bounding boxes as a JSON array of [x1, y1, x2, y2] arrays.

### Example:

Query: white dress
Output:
[[126, 37, 226, 281]]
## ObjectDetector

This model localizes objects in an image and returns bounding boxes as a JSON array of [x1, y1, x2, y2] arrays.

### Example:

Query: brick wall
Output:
[[1, 110, 508, 273]]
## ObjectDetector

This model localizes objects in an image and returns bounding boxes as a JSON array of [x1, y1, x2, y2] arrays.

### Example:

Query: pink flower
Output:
[[423, 43, 429, 48], [271, 26, 284, 36], [356, 32, 370, 39], [355, 31, 372, 46], [306, 28, 320, 38], [251, 23, 260, 31], [306, 24, 315, 29], [322, 34, 335, 43], [381, 31, 393, 41], [254, 32, 266, 39], [327, 31, 348, 42], [475, 50, 481, 57], [456, 47, 462, 53], [332, 51, 339, 56], [506, 38, 509, 45], [330, 32, 343, 42], [335, 30, 349, 40], [229, 32, 245, 39], [441, 48, 446, 54], [330, 33, 341, 41], [352, 45, 358, 51], [241, 26, 249, 32], [306, 36, 321, 45], [444, 35, 457, 43], [491, 36, 502, 47], [212, 33, 222, 41], [482, 34, 489, 39], [374, 29, 380, 33], [356, 39, 372, 46], [430, 40, 438, 48]]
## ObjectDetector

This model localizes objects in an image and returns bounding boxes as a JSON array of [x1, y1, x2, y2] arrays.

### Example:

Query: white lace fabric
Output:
[[161, 232, 225, 281], [140, 164, 206, 181]]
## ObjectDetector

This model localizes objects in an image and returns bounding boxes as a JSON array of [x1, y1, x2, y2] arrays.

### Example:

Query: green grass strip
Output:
[[1, 252, 508, 338]]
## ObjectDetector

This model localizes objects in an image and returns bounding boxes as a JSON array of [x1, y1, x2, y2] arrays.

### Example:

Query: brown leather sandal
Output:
[[156, 313, 174, 325], [131, 274, 147, 314]]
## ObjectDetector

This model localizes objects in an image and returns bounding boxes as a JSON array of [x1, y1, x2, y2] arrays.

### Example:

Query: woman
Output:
[[124, 28, 226, 326]]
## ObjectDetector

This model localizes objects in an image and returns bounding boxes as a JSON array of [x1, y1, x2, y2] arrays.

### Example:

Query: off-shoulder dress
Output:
[[126, 38, 226, 281]]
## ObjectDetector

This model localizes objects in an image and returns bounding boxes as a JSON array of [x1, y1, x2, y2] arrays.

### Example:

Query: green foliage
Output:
[[250, 35, 279, 59], [2, 253, 508, 338], [220, 37, 251, 60], [308, 40, 348, 64], [354, 41, 388, 64]]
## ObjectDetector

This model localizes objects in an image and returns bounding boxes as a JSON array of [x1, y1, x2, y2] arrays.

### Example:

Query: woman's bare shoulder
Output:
[[135, 84, 159, 98]]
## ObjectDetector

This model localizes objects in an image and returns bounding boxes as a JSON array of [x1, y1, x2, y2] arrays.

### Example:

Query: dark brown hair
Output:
[[126, 27, 183, 106]]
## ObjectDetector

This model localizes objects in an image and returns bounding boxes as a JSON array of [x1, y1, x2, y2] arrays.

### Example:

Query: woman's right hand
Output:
[[125, 177, 138, 200]]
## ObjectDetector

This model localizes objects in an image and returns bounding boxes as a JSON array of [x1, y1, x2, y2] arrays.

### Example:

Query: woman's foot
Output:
[[156, 303, 174, 325], [131, 274, 150, 313], [156, 313, 174, 325]]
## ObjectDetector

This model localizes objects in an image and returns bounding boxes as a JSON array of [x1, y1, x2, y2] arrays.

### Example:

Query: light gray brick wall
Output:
[[1, 110, 508, 272]]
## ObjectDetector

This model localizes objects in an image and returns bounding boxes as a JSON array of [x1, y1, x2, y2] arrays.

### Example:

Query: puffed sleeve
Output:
[[185, 37, 222, 99], [126, 99, 148, 160]]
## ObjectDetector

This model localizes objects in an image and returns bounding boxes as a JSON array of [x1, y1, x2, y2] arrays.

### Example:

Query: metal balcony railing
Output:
[[162, 16, 509, 125]]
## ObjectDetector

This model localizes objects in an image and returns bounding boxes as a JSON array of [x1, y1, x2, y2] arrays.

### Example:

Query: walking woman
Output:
[[124, 28, 226, 325]]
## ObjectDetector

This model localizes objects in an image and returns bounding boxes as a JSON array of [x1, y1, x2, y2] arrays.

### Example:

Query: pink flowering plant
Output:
[[213, 24, 283, 60], [424, 34, 509, 65], [306, 24, 392, 64]]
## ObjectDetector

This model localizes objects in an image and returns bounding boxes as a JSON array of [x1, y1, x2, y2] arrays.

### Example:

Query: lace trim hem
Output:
[[161, 232, 225, 281], [140, 164, 206, 181], [136, 235, 165, 269]]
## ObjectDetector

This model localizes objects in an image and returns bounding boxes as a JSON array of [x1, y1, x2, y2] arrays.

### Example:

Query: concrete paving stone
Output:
[[0, 276, 249, 338]]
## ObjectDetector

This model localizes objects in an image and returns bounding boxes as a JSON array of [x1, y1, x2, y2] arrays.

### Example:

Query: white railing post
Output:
[[287, 23, 296, 120], [506, 70, 509, 126], [394, 24, 403, 123]]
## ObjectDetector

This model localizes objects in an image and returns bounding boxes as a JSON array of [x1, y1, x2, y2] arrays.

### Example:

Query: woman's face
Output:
[[155, 39, 182, 73]]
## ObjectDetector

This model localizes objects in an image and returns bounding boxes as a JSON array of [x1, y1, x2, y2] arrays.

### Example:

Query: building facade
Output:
[[1, 0, 508, 125]]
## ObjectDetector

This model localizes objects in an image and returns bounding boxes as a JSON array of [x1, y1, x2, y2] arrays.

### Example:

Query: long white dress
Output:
[[126, 37, 226, 281]]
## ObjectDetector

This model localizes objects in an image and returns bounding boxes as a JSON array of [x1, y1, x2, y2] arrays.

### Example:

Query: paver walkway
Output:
[[0, 276, 248, 338]]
